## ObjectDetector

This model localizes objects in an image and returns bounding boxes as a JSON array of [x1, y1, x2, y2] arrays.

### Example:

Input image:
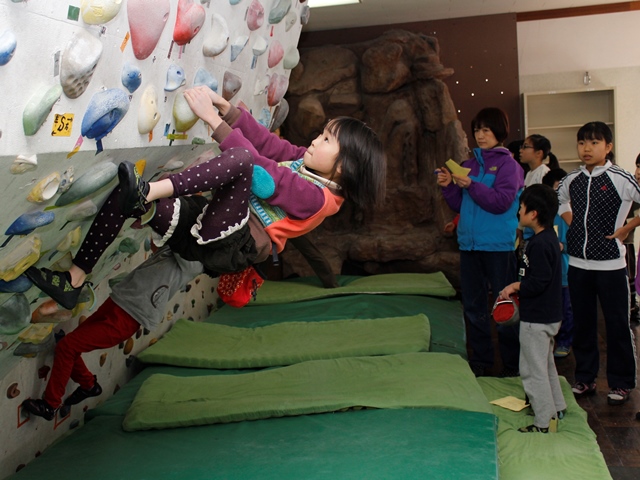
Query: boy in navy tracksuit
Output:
[[499, 184, 566, 433]]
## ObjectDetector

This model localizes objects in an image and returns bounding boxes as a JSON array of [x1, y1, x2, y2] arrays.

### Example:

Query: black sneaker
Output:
[[24, 267, 82, 310], [607, 388, 631, 406], [571, 381, 597, 397], [118, 161, 149, 216], [518, 424, 549, 433], [22, 398, 56, 421], [64, 376, 102, 406]]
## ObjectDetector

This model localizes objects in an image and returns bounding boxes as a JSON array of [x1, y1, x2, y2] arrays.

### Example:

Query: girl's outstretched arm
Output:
[[203, 88, 231, 116], [185, 87, 307, 163], [224, 108, 307, 162], [183, 87, 223, 130]]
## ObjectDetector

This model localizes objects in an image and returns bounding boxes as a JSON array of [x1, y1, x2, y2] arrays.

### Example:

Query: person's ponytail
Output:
[[547, 152, 560, 170]]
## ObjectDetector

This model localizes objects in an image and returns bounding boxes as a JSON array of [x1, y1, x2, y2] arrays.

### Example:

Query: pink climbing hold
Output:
[[128, 0, 171, 60], [173, 0, 206, 46], [267, 40, 284, 68], [267, 73, 289, 106], [247, 0, 265, 31]]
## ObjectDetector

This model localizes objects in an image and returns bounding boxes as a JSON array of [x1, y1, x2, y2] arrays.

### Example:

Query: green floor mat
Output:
[[477, 376, 611, 480], [137, 315, 430, 368], [211, 293, 466, 358], [87, 366, 254, 419], [124, 352, 491, 431], [13, 409, 499, 480], [250, 273, 456, 305]]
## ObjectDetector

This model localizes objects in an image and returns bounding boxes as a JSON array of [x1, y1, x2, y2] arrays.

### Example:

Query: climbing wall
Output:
[[0, 0, 305, 477]]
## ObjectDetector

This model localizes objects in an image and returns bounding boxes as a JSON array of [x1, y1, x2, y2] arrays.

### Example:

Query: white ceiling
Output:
[[304, 0, 627, 32]]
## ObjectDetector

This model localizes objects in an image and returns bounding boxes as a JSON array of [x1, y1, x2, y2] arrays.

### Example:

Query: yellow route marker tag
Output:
[[52, 113, 74, 137]]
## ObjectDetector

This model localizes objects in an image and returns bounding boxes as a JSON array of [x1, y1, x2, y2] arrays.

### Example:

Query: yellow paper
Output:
[[445, 159, 471, 178], [489, 396, 529, 412]]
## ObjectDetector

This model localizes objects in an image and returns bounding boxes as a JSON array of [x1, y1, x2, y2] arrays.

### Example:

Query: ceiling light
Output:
[[308, 0, 360, 8]]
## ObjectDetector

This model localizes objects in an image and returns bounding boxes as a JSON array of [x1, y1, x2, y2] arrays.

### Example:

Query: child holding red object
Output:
[[499, 184, 566, 433]]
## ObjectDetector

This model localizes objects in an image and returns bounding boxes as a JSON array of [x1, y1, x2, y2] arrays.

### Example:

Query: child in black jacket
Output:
[[499, 184, 566, 433]]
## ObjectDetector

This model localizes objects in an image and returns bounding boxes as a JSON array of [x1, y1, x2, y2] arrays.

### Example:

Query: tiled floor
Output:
[[553, 318, 640, 480]]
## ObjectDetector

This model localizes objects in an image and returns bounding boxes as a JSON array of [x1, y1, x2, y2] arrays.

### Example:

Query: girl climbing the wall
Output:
[[26, 86, 386, 309]]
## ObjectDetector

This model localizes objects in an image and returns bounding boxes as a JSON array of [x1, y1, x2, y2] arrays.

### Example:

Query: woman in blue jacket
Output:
[[436, 107, 524, 377]]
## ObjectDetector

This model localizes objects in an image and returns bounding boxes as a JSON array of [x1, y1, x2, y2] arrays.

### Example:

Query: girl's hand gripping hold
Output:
[[183, 87, 222, 130]]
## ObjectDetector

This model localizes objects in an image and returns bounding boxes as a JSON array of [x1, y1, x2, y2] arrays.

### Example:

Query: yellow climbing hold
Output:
[[135, 158, 146, 175], [18, 323, 53, 344], [0, 235, 41, 282]]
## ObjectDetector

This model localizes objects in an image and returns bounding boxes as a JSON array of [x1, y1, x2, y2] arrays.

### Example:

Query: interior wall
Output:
[[518, 10, 640, 174], [0, 1, 304, 477], [298, 13, 522, 146], [301, 9, 640, 171]]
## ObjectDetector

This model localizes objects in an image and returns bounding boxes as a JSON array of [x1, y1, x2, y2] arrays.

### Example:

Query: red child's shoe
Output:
[[216, 266, 265, 308]]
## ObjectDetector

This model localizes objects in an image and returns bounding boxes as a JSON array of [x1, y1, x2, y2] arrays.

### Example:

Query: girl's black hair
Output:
[[519, 184, 558, 229], [576, 121, 615, 161], [507, 139, 529, 173], [526, 134, 560, 169], [542, 168, 568, 188], [325, 117, 386, 213], [471, 107, 509, 144], [507, 139, 523, 161]]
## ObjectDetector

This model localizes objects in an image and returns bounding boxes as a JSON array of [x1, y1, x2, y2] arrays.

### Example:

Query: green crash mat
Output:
[[250, 272, 457, 305], [14, 409, 499, 480], [211, 293, 466, 358], [137, 315, 431, 368], [478, 376, 611, 480], [123, 352, 492, 431], [87, 366, 255, 419]]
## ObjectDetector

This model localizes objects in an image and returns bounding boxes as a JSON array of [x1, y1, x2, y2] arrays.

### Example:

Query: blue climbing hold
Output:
[[5, 210, 55, 236], [121, 62, 142, 94], [81, 88, 130, 141], [0, 30, 17, 66], [0, 275, 33, 294]]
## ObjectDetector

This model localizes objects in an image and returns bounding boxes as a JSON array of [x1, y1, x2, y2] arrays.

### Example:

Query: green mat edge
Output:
[[249, 272, 457, 306], [137, 314, 432, 369], [123, 352, 493, 431]]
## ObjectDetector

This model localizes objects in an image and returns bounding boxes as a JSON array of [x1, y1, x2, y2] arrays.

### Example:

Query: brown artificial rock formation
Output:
[[280, 30, 467, 286]]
